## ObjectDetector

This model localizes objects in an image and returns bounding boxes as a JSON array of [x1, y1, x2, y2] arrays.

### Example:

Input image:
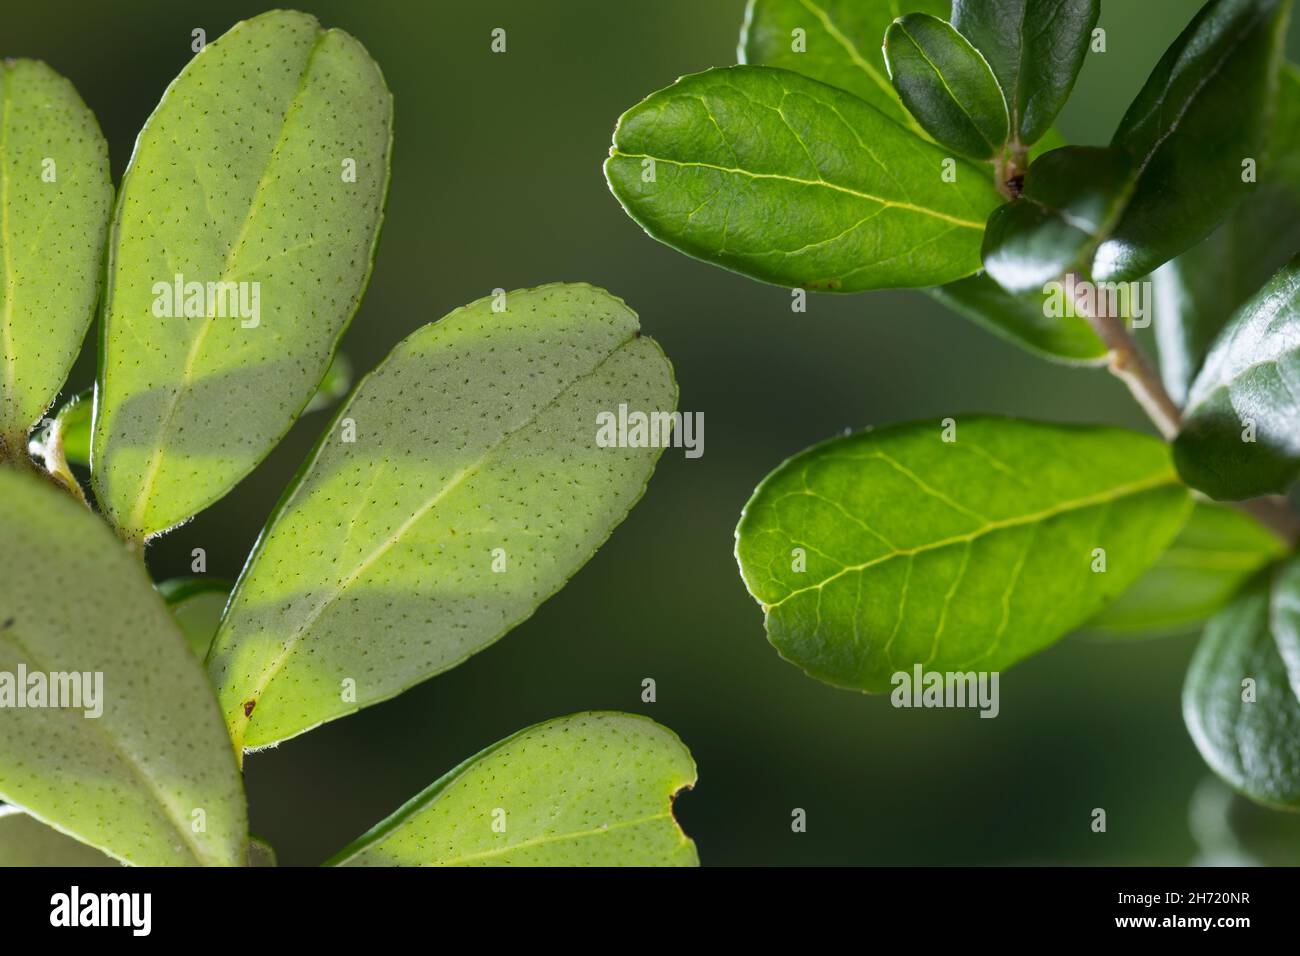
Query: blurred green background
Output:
[[8, 0, 1300, 865]]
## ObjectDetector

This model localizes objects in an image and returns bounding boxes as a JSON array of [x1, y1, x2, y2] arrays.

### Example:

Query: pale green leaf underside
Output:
[[92, 10, 393, 540], [208, 284, 677, 751], [0, 806, 118, 867], [605, 65, 1001, 292], [0, 60, 111, 455], [0, 469, 246, 866], [1088, 501, 1284, 637], [158, 577, 232, 658], [328, 713, 698, 866], [739, 0, 949, 136], [1184, 562, 1300, 809], [735, 418, 1191, 691]]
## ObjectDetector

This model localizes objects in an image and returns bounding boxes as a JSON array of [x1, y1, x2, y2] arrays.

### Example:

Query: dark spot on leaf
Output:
[[1007, 174, 1025, 198], [243, 700, 257, 718], [1, 618, 12, 629]]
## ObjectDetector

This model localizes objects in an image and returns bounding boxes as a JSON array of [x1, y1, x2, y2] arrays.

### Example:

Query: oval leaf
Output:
[[208, 284, 677, 751], [605, 65, 1001, 292], [1153, 64, 1300, 405], [0, 60, 111, 458], [982, 146, 1133, 293], [0, 806, 117, 867], [92, 10, 393, 540], [0, 469, 247, 865], [735, 418, 1191, 691], [740, 0, 949, 135], [884, 13, 1009, 161], [950, 0, 1099, 146], [1184, 563, 1300, 809], [1174, 257, 1300, 500], [1093, 0, 1290, 282], [328, 713, 697, 866], [1088, 501, 1284, 637]]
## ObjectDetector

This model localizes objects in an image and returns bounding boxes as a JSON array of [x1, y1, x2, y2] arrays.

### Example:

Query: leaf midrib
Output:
[[228, 334, 640, 748], [122, 30, 330, 534], [610, 150, 985, 229], [763, 469, 1179, 609], [0, 625, 221, 866]]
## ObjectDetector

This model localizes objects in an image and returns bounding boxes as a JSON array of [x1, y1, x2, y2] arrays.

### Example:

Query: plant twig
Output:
[[1068, 272, 1298, 547]]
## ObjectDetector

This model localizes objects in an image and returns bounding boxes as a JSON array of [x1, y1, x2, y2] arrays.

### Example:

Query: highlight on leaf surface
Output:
[[1092, 0, 1291, 282], [327, 713, 698, 866], [883, 13, 1009, 161], [1184, 560, 1300, 809], [0, 469, 247, 866], [605, 65, 1001, 293], [1174, 257, 1300, 500], [208, 284, 677, 752], [92, 9, 394, 542], [735, 418, 1191, 691], [0, 59, 111, 459]]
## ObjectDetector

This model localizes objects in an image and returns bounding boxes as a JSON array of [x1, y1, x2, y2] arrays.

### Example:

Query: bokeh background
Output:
[[9, 0, 1300, 865]]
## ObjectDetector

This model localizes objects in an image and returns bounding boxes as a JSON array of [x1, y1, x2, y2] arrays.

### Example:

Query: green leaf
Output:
[[604, 65, 1002, 293], [92, 10, 393, 541], [735, 417, 1191, 691], [1088, 502, 1285, 637], [327, 712, 697, 866], [739, 0, 949, 136], [883, 13, 1009, 161], [208, 284, 676, 751], [929, 273, 1106, 364], [1174, 257, 1300, 500], [1184, 562, 1300, 809], [0, 468, 247, 865], [0, 806, 118, 867], [1153, 64, 1300, 405], [158, 577, 232, 658], [1093, 0, 1291, 282], [0, 60, 111, 458], [982, 146, 1133, 293], [248, 835, 276, 867], [950, 0, 1099, 147]]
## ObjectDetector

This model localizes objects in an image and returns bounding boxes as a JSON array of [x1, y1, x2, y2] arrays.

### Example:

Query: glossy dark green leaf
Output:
[[208, 285, 676, 751], [1184, 562, 1300, 809], [1153, 64, 1300, 405], [0, 469, 247, 865], [92, 10, 393, 541], [1174, 257, 1300, 500], [735, 418, 1190, 691], [929, 273, 1106, 364], [1093, 0, 1291, 282], [0, 806, 117, 867], [739, 0, 949, 135], [1088, 502, 1284, 637], [0, 60, 111, 460], [328, 713, 698, 866], [950, 0, 1099, 146], [158, 577, 232, 658], [606, 66, 1001, 293], [982, 146, 1133, 293], [883, 13, 1009, 160]]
